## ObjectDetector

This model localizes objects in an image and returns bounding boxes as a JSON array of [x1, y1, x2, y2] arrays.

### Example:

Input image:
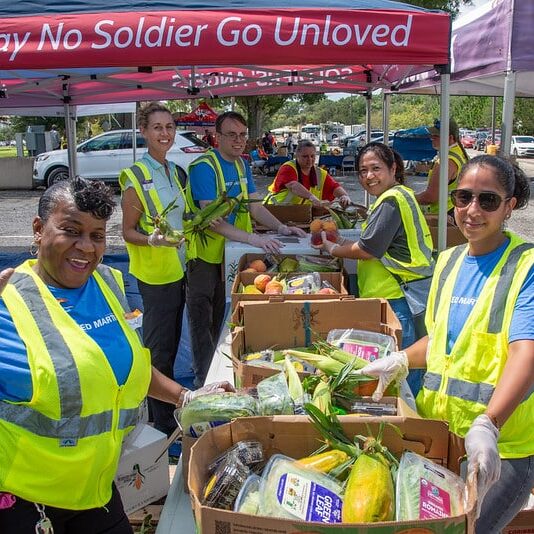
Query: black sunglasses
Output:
[[450, 189, 509, 212]]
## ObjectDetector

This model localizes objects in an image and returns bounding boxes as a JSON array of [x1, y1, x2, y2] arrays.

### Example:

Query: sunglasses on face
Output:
[[450, 189, 509, 212]]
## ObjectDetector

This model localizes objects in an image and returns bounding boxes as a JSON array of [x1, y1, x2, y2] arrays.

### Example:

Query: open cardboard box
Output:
[[231, 270, 348, 310], [236, 252, 342, 275], [231, 298, 402, 388], [425, 215, 467, 249], [188, 416, 477, 533], [254, 204, 312, 232]]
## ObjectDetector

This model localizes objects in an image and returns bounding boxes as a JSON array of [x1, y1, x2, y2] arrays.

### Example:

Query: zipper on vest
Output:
[[436, 356, 451, 416]]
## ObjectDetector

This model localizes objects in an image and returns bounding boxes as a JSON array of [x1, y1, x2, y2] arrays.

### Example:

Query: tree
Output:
[[397, 0, 473, 18]]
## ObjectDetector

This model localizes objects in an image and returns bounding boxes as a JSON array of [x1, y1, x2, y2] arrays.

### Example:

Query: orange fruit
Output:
[[310, 219, 323, 233], [248, 259, 267, 272], [323, 220, 338, 232], [254, 274, 272, 292]]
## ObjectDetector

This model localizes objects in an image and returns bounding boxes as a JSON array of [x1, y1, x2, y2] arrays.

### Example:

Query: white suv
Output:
[[33, 129, 209, 188], [510, 135, 534, 158]]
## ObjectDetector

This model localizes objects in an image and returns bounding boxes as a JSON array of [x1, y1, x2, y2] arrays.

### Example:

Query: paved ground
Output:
[[1, 151, 533, 254]]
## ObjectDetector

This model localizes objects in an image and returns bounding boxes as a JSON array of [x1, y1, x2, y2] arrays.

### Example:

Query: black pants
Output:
[[137, 278, 185, 436], [0, 484, 132, 534], [186, 259, 226, 388]]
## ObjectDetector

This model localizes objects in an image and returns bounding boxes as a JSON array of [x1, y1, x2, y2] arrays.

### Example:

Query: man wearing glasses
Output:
[[185, 111, 306, 388]]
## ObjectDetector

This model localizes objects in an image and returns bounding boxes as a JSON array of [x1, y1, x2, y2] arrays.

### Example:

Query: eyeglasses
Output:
[[450, 189, 509, 212], [219, 132, 248, 141]]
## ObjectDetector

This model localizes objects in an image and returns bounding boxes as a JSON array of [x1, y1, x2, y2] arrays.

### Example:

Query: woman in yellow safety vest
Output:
[[264, 139, 351, 207], [120, 101, 188, 438], [357, 155, 534, 533], [416, 118, 469, 216], [313, 142, 434, 396], [0, 177, 231, 533]]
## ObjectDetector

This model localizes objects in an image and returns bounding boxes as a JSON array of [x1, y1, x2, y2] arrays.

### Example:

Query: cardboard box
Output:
[[188, 417, 476, 533], [425, 215, 467, 249], [254, 204, 312, 232], [231, 298, 402, 387], [503, 510, 534, 533], [231, 270, 348, 310], [115, 424, 170, 515]]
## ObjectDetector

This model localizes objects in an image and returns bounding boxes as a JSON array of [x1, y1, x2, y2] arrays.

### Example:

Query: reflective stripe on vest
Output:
[[264, 162, 326, 205], [0, 266, 139, 438], [379, 186, 434, 279], [129, 164, 159, 229]]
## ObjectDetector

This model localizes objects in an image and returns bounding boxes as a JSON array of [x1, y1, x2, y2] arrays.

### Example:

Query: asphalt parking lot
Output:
[[1, 151, 533, 254]]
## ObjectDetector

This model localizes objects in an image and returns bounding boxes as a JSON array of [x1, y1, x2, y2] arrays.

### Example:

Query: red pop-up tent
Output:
[[175, 102, 218, 127]]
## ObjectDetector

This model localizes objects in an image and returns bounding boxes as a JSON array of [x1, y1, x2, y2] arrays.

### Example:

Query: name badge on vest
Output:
[[142, 182, 154, 191]]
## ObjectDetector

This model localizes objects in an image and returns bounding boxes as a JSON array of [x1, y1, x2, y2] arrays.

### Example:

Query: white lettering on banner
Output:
[[217, 17, 262, 46], [38, 23, 83, 51], [0, 31, 31, 61], [274, 15, 412, 47], [93, 18, 207, 49]]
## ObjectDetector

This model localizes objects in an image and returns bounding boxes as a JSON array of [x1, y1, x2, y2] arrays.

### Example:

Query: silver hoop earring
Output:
[[29, 241, 39, 256]]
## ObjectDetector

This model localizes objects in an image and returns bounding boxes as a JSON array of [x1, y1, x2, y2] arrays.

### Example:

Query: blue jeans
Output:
[[476, 455, 534, 533], [388, 297, 424, 396]]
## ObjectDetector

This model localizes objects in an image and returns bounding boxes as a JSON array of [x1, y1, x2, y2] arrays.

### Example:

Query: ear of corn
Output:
[[311, 378, 332, 414], [284, 349, 344, 376], [342, 451, 395, 523], [297, 449, 349, 474], [284, 355, 304, 402]]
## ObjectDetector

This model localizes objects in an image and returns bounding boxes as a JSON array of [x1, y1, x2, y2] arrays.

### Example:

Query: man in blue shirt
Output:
[[186, 111, 306, 387]]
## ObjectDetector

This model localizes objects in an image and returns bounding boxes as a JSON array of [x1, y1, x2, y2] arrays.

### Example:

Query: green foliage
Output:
[[396, 0, 473, 18]]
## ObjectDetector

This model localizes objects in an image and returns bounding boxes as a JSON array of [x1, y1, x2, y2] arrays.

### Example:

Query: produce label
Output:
[[419, 476, 451, 519], [341, 341, 380, 362], [277, 474, 342, 523], [189, 420, 226, 438]]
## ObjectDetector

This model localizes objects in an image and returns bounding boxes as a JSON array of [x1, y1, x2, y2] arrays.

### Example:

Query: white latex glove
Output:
[[247, 233, 284, 254], [277, 224, 307, 238], [308, 193, 330, 208], [465, 414, 501, 518], [353, 351, 409, 401], [0, 268, 14, 296], [337, 194, 351, 208], [181, 381, 236, 407], [148, 228, 183, 248]]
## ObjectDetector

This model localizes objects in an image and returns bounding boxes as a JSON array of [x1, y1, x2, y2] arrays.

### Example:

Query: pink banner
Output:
[[0, 9, 450, 69]]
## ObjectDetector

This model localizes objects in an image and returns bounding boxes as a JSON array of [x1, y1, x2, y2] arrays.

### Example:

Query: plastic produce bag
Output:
[[327, 328, 396, 362], [256, 372, 293, 415], [396, 451, 466, 520], [285, 273, 321, 294], [258, 454, 344, 522], [177, 392, 258, 437]]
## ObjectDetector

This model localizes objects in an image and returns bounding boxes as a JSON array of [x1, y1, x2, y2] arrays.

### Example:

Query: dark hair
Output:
[[215, 111, 247, 133], [458, 154, 530, 210], [357, 142, 405, 184], [137, 101, 173, 129], [38, 177, 116, 222]]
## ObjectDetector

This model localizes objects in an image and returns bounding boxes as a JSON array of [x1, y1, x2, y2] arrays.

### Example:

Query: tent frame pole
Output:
[[64, 103, 78, 180], [438, 69, 451, 252], [364, 92, 372, 207], [382, 92, 390, 145], [501, 70, 516, 157]]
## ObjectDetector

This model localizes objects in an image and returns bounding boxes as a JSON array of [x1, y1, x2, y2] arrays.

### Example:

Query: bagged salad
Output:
[[396, 451, 466, 520], [256, 372, 293, 415], [258, 454, 344, 522]]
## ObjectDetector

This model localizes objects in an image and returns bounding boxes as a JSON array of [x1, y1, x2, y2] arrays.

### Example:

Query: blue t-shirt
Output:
[[446, 238, 534, 352], [189, 150, 256, 225], [0, 277, 133, 402]]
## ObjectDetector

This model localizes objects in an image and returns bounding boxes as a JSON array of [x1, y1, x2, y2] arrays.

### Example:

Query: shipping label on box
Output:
[[188, 417, 476, 534], [115, 424, 170, 515]]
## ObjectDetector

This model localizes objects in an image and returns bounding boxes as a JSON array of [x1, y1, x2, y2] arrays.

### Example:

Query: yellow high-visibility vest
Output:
[[358, 185, 434, 299], [119, 161, 184, 284], [417, 233, 534, 458], [0, 260, 151, 508]]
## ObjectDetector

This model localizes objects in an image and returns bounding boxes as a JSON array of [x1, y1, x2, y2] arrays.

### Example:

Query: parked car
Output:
[[461, 132, 476, 149], [33, 129, 208, 188], [510, 135, 534, 157], [473, 132, 489, 151]]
